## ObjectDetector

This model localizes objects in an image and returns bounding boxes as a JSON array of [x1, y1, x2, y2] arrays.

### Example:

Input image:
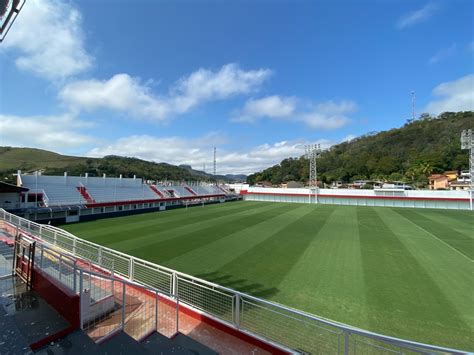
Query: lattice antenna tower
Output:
[[411, 91, 416, 121], [305, 144, 322, 189], [461, 129, 474, 211], [461, 129, 474, 189]]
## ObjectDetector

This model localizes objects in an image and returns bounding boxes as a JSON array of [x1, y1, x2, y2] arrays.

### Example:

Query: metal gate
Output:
[[13, 234, 36, 289]]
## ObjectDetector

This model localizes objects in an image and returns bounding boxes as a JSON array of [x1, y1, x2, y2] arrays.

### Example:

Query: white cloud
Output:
[[0, 114, 94, 150], [234, 96, 356, 130], [87, 135, 334, 175], [429, 44, 457, 64], [59, 64, 272, 122], [171, 64, 272, 113], [1, 0, 92, 81], [233, 95, 297, 122], [342, 134, 356, 142], [396, 3, 438, 30], [301, 101, 356, 129], [425, 74, 474, 114], [59, 74, 170, 120]]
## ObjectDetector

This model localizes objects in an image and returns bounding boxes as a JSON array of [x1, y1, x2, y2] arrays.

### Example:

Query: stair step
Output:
[[142, 332, 191, 354], [172, 333, 218, 355], [35, 330, 100, 354], [100, 331, 151, 354]]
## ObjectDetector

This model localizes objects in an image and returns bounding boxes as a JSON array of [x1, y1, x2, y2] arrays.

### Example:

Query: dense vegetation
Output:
[[247, 111, 474, 187], [0, 147, 230, 183]]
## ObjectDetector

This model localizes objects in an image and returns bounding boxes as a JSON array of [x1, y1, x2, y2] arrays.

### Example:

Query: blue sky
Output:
[[1, 0, 473, 174]]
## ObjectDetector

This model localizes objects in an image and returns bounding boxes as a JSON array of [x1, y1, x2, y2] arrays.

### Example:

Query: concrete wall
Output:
[[241, 187, 473, 210]]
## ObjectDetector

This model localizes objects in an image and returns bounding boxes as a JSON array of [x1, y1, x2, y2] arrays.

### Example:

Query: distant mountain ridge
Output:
[[0, 147, 245, 183], [247, 111, 474, 187]]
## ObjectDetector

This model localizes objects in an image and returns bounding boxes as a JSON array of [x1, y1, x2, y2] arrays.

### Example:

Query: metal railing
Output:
[[0, 209, 468, 354], [79, 268, 179, 343], [1, 224, 179, 344]]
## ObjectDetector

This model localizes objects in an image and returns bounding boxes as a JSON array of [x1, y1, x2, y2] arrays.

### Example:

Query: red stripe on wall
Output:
[[85, 194, 225, 208]]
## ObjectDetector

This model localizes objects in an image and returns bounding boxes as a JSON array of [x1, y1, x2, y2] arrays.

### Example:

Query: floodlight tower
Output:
[[461, 129, 474, 210], [305, 144, 322, 204]]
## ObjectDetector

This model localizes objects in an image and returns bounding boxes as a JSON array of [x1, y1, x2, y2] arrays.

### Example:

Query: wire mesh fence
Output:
[[0, 209, 467, 355], [79, 269, 178, 343], [123, 284, 156, 341], [240, 296, 343, 354], [0, 237, 13, 278], [176, 275, 234, 323], [133, 259, 173, 294], [80, 270, 121, 342]]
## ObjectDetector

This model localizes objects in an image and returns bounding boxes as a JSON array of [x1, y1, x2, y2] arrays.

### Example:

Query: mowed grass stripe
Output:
[[62, 202, 473, 350], [358, 208, 470, 348], [64, 201, 265, 239], [98, 202, 279, 251], [212, 206, 337, 295], [168, 204, 313, 277], [276, 206, 370, 328], [394, 208, 474, 260], [379, 208, 474, 332], [415, 209, 474, 241], [120, 203, 296, 263]]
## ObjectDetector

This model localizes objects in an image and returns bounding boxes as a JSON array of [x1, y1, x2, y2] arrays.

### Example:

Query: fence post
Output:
[[129, 258, 134, 281], [176, 297, 179, 334], [172, 272, 177, 296], [79, 270, 84, 330], [344, 330, 350, 355], [98, 247, 102, 265], [122, 283, 126, 330], [59, 254, 63, 282], [54, 230, 57, 246], [155, 290, 158, 331], [234, 294, 241, 328], [73, 260, 77, 293]]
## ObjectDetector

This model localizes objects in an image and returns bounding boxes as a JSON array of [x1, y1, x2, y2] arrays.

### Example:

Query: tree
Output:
[[246, 111, 474, 187]]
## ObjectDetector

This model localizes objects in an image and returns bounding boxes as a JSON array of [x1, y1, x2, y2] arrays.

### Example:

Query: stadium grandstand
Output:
[[3, 171, 239, 223]]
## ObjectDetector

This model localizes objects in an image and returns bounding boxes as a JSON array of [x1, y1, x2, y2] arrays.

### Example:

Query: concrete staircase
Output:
[[36, 330, 218, 354], [149, 185, 165, 198], [77, 186, 96, 203], [184, 186, 197, 196]]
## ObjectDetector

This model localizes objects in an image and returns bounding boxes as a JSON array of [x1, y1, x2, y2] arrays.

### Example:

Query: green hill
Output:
[[247, 111, 474, 187], [0, 147, 225, 183]]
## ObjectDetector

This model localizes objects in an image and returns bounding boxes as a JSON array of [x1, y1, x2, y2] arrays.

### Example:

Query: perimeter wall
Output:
[[241, 187, 473, 210]]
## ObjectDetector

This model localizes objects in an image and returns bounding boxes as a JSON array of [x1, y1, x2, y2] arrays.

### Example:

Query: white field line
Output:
[[396, 213, 473, 264]]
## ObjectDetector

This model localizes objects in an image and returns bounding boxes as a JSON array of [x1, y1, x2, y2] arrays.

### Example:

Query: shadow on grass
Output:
[[195, 271, 280, 299]]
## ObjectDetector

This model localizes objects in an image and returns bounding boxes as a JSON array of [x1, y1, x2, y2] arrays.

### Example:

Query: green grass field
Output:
[[62, 201, 474, 350]]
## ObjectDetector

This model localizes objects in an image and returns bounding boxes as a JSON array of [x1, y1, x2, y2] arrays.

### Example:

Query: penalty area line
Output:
[[396, 212, 473, 263]]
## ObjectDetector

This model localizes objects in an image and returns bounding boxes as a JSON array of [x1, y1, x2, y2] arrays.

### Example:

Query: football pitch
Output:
[[62, 201, 474, 350]]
